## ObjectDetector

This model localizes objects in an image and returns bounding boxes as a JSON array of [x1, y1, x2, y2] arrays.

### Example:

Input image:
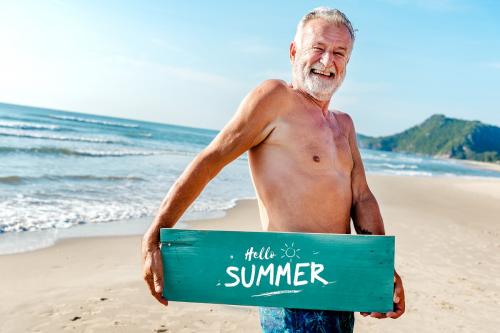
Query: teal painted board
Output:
[[160, 229, 394, 312]]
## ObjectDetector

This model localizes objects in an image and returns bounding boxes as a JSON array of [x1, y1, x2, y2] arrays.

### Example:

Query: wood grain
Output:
[[161, 229, 394, 312]]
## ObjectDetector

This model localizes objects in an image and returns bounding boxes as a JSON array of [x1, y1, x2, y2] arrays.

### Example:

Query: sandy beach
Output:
[[1, 174, 499, 332]]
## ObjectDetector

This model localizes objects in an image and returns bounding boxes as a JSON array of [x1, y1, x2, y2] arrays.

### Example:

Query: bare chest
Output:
[[270, 109, 354, 174]]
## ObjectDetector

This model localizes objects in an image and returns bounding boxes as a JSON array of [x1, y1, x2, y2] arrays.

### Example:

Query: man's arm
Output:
[[345, 115, 384, 236], [342, 112, 405, 319], [142, 80, 286, 305]]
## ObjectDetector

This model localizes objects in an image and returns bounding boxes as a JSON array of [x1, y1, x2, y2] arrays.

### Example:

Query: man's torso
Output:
[[248, 82, 354, 234]]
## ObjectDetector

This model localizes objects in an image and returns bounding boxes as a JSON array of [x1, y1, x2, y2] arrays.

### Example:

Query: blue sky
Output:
[[0, 0, 499, 136]]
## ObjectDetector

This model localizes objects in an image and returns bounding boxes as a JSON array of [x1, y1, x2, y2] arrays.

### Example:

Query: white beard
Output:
[[292, 59, 344, 101]]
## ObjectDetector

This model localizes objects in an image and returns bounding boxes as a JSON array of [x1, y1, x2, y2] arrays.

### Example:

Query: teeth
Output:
[[312, 69, 333, 77]]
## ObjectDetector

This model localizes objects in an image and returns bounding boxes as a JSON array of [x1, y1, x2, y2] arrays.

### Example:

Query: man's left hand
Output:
[[360, 271, 405, 319]]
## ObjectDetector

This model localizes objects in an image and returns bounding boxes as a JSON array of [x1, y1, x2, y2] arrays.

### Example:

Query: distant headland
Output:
[[357, 114, 500, 164]]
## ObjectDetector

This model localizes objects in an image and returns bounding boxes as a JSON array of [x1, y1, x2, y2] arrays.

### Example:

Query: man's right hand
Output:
[[142, 237, 169, 306]]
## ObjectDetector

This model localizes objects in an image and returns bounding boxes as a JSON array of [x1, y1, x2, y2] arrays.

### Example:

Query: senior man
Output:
[[142, 7, 405, 332]]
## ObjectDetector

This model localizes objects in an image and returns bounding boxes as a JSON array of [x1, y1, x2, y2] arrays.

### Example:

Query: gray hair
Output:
[[294, 7, 356, 45]]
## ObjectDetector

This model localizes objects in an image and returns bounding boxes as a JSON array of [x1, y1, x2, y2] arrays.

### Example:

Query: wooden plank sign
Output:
[[160, 229, 395, 312]]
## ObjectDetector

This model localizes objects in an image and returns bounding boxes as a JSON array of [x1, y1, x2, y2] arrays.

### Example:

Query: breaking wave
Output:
[[0, 128, 122, 144], [0, 146, 161, 157], [48, 114, 139, 128], [0, 174, 145, 185], [0, 120, 62, 131]]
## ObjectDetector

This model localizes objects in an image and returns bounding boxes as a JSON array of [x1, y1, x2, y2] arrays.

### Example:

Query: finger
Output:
[[148, 284, 169, 306], [387, 308, 404, 319], [152, 249, 164, 293], [393, 292, 404, 311], [148, 276, 169, 306], [143, 259, 155, 292], [393, 278, 404, 303], [152, 249, 169, 306], [152, 290, 169, 306], [143, 251, 169, 306], [145, 270, 168, 305], [394, 281, 403, 296], [370, 312, 387, 319], [389, 272, 405, 318], [153, 274, 163, 293], [144, 272, 168, 305], [388, 297, 405, 319]]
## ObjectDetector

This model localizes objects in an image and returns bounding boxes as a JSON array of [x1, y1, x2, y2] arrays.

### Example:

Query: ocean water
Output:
[[1, 102, 499, 252]]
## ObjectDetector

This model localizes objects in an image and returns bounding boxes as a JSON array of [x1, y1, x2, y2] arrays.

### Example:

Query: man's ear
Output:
[[289, 41, 296, 64]]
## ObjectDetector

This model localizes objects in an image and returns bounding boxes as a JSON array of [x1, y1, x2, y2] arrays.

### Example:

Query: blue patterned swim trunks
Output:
[[259, 307, 354, 333]]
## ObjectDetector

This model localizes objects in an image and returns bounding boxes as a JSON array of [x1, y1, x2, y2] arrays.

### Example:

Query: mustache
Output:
[[308, 63, 336, 77]]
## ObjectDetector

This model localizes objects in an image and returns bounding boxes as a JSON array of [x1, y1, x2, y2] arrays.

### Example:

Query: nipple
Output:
[[313, 155, 320, 162]]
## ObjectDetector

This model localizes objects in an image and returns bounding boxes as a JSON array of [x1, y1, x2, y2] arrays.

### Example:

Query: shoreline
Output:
[[458, 158, 500, 172], [0, 198, 259, 256], [2, 172, 500, 256], [434, 155, 500, 172]]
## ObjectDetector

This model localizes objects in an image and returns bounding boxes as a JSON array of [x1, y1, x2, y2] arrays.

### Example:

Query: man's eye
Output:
[[334, 52, 345, 57], [313, 47, 323, 51]]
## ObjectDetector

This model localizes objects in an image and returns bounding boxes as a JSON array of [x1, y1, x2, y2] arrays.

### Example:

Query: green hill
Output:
[[357, 114, 500, 163]]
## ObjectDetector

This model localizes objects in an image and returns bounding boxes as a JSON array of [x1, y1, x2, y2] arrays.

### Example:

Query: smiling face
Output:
[[290, 19, 353, 102]]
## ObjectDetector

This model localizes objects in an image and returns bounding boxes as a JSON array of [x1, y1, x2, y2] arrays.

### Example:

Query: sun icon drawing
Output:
[[280, 242, 301, 262]]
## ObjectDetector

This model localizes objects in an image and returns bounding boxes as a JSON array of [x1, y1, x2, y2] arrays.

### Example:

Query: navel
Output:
[[312, 155, 320, 163]]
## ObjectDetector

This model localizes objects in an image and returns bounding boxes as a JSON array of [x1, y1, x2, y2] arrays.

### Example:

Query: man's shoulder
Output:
[[331, 110, 355, 136], [253, 79, 291, 98], [259, 79, 290, 89], [235, 80, 291, 125], [243, 79, 292, 113], [331, 109, 354, 125]]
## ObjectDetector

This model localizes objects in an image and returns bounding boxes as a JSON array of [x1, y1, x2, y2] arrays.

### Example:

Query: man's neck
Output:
[[292, 84, 331, 117]]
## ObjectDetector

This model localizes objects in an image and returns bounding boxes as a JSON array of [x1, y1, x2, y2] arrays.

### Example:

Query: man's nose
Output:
[[320, 52, 334, 68]]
